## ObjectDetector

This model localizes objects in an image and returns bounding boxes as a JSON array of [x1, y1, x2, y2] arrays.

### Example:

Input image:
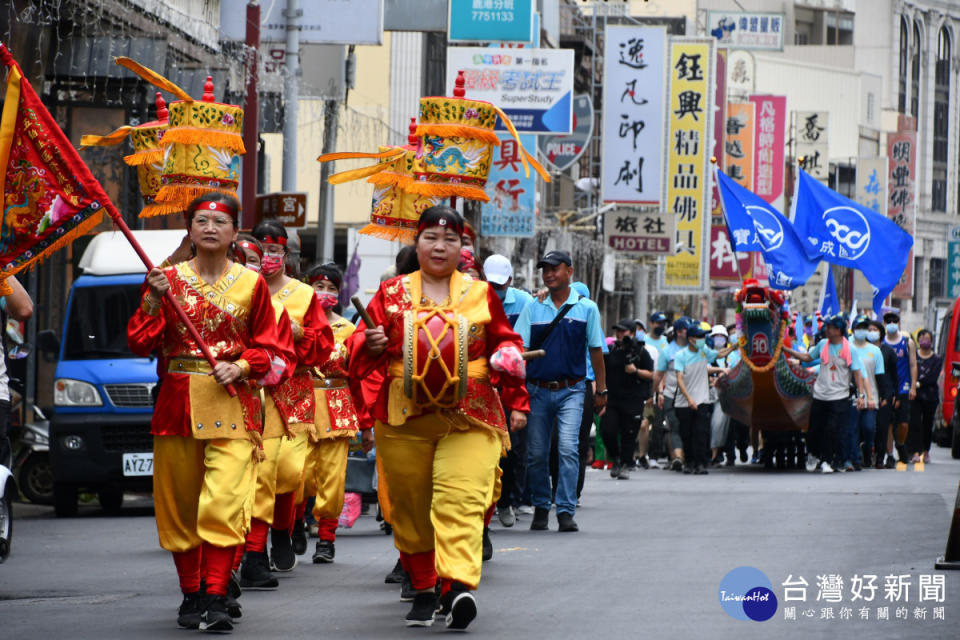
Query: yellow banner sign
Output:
[[662, 38, 714, 293]]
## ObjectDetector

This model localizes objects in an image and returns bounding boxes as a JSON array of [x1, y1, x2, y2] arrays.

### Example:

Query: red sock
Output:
[[483, 504, 495, 528], [400, 550, 437, 591], [440, 578, 452, 596], [272, 492, 296, 532], [246, 518, 269, 553], [232, 544, 244, 572], [294, 499, 308, 522], [203, 542, 237, 596], [316, 517, 338, 542], [172, 547, 202, 594]]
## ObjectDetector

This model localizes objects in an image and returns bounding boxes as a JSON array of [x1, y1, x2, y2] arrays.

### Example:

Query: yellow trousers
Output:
[[376, 416, 501, 589], [153, 435, 255, 553], [253, 431, 309, 523], [307, 438, 350, 522]]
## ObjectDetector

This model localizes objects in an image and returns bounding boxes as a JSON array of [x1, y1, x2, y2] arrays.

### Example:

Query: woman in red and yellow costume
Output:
[[294, 262, 370, 564], [240, 220, 334, 586], [127, 193, 286, 632], [348, 206, 527, 630]]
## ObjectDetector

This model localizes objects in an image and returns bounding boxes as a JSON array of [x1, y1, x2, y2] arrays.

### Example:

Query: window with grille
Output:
[[933, 27, 949, 212], [930, 258, 947, 301], [911, 21, 922, 120], [898, 16, 908, 113]]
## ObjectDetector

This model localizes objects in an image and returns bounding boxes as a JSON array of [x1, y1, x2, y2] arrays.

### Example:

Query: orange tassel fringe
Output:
[[161, 128, 245, 154], [405, 181, 490, 203], [149, 184, 239, 217], [358, 223, 416, 244], [124, 149, 164, 166]]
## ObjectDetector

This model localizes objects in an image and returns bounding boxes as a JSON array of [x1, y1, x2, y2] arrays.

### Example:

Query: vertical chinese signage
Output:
[[796, 111, 829, 181], [855, 157, 887, 216], [481, 133, 537, 237], [948, 225, 960, 299], [888, 114, 916, 298], [724, 102, 755, 188], [709, 48, 727, 217], [661, 37, 714, 293], [601, 25, 667, 205], [749, 94, 786, 212]]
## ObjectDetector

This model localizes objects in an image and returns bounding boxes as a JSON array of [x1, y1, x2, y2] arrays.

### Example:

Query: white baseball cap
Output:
[[483, 254, 513, 285]]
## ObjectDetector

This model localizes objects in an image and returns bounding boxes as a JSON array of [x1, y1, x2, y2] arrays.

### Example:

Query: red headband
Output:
[[417, 216, 463, 235], [236, 239, 263, 259], [308, 272, 331, 285], [261, 235, 288, 247], [193, 201, 238, 218]]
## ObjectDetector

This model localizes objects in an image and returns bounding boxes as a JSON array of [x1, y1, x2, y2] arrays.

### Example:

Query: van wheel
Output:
[[19, 454, 54, 505], [53, 483, 78, 518], [98, 487, 123, 514]]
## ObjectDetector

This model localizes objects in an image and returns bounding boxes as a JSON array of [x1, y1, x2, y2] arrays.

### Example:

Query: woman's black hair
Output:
[[184, 191, 241, 227], [395, 245, 419, 275], [306, 262, 343, 291], [251, 219, 288, 243], [917, 328, 933, 342], [416, 206, 465, 238]]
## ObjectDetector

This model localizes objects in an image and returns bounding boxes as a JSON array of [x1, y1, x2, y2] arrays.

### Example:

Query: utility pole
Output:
[[241, 1, 260, 228], [282, 0, 301, 193], [316, 45, 353, 263]]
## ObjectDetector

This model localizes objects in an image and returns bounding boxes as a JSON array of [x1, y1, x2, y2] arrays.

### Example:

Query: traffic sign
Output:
[[256, 192, 307, 229], [538, 94, 592, 171]]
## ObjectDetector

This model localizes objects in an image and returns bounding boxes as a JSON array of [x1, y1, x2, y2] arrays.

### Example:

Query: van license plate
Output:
[[122, 452, 154, 477]]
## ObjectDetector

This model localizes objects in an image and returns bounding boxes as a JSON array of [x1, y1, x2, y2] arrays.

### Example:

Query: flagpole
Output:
[[712, 161, 749, 286]]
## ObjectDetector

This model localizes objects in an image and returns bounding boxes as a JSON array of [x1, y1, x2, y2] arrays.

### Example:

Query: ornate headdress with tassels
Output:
[[80, 91, 170, 217], [80, 57, 244, 217], [318, 71, 549, 241]]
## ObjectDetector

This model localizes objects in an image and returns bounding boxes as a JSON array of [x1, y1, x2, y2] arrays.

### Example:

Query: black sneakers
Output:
[[405, 591, 439, 627], [530, 507, 549, 531], [291, 519, 308, 555], [177, 591, 204, 629], [609, 463, 621, 479], [385, 558, 406, 584], [269, 528, 297, 572], [239, 551, 279, 590], [312, 540, 335, 564], [439, 582, 478, 630], [557, 511, 579, 532], [199, 594, 233, 633], [617, 466, 631, 480], [481, 527, 493, 562], [400, 574, 416, 601]]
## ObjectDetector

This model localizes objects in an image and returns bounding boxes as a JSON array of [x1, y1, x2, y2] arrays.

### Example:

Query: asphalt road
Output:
[[3, 448, 960, 639]]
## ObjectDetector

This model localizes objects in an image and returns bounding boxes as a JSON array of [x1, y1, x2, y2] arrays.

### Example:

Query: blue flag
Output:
[[791, 169, 913, 313], [819, 266, 839, 317], [715, 169, 820, 290]]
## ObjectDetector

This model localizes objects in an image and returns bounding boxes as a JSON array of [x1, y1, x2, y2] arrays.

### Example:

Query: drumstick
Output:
[[351, 296, 376, 329], [521, 349, 546, 360]]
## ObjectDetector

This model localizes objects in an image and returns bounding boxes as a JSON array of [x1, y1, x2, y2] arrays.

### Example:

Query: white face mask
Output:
[[866, 330, 881, 343]]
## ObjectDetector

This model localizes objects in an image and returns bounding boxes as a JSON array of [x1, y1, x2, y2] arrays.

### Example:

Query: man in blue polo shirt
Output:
[[514, 250, 606, 533]]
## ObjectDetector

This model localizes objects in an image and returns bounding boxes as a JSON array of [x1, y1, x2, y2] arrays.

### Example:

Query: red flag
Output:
[[0, 43, 119, 291]]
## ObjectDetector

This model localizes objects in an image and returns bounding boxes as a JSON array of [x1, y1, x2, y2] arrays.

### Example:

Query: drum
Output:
[[402, 308, 469, 409]]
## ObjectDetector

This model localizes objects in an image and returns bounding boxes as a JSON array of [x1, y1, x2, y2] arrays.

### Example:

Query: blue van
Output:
[[39, 230, 184, 516]]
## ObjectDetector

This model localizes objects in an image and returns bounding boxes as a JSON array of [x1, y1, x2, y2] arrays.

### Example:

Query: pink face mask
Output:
[[260, 254, 284, 276], [245, 263, 260, 273], [315, 291, 339, 310]]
